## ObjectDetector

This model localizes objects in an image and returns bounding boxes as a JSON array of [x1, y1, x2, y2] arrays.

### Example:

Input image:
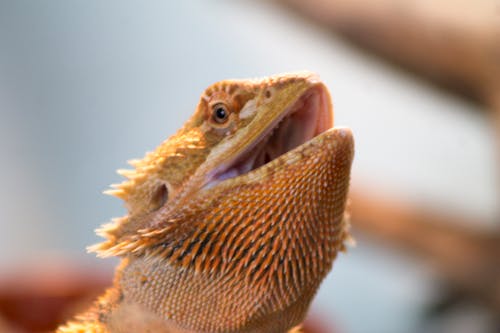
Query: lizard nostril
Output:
[[151, 184, 168, 211]]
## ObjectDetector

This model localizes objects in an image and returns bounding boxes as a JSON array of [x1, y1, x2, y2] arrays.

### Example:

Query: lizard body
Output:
[[58, 72, 354, 333]]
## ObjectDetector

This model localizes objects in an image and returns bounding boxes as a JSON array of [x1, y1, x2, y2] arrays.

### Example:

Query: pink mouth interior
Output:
[[205, 86, 331, 188]]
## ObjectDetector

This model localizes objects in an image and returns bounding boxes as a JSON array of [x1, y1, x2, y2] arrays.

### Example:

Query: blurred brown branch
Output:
[[277, 0, 500, 103], [350, 188, 500, 313], [0, 260, 111, 333]]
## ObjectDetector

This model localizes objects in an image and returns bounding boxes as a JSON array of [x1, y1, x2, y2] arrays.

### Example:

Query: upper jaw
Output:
[[203, 79, 333, 190]]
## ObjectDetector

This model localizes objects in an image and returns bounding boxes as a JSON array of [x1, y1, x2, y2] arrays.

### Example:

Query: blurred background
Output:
[[0, 1, 498, 332]]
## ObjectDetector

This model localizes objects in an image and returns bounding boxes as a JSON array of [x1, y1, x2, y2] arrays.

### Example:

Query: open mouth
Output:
[[204, 85, 332, 189]]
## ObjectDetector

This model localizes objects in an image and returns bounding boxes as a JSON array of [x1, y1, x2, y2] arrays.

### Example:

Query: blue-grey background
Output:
[[0, 1, 497, 332]]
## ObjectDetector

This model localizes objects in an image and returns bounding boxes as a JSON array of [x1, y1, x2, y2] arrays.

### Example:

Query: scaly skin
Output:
[[57, 72, 354, 333]]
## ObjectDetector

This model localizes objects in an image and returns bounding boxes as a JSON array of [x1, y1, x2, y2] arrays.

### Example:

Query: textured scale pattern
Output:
[[116, 129, 352, 332]]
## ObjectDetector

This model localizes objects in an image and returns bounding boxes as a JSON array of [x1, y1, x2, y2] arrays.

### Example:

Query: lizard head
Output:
[[97, 71, 335, 241], [195, 71, 333, 191], [91, 72, 354, 332]]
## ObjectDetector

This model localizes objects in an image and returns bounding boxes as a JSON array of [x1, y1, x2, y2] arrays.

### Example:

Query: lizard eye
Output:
[[211, 103, 230, 124]]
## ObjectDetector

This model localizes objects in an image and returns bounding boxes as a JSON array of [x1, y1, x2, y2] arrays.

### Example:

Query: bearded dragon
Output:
[[57, 72, 354, 333]]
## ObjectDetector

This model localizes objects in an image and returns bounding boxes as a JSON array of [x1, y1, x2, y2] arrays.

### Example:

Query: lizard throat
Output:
[[204, 86, 331, 189]]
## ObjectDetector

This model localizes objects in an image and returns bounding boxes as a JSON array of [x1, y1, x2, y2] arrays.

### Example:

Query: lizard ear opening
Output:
[[151, 184, 169, 211]]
